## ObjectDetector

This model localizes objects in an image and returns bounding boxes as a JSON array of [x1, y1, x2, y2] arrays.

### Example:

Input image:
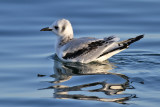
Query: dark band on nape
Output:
[[59, 36, 73, 46], [63, 40, 108, 59]]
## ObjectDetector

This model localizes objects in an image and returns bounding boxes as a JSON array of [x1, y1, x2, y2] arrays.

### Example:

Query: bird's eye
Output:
[[54, 26, 59, 30]]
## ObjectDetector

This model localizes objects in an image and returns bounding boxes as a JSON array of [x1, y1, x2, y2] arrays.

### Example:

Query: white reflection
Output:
[[39, 55, 136, 104]]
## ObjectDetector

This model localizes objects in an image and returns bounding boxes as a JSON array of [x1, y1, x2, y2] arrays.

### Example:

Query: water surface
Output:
[[0, 0, 160, 107]]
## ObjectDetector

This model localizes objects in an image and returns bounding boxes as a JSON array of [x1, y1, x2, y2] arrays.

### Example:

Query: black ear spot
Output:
[[62, 26, 65, 32]]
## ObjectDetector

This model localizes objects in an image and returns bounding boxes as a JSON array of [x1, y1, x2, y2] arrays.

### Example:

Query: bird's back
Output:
[[58, 36, 120, 63]]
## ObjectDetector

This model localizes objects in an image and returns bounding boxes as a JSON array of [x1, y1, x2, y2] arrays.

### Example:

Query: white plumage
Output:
[[41, 19, 144, 63]]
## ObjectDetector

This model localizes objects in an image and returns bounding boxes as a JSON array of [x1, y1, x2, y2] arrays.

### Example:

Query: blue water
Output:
[[0, 0, 160, 107]]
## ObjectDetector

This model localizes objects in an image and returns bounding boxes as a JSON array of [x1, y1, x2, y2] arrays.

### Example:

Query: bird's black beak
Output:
[[40, 27, 52, 31]]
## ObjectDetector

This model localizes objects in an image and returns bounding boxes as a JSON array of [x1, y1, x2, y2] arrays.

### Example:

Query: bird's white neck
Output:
[[55, 35, 73, 57]]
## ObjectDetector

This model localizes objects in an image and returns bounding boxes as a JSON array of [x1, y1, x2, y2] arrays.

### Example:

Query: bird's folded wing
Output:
[[61, 36, 120, 61]]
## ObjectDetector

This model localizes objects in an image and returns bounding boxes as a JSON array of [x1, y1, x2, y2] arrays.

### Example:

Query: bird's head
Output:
[[40, 19, 73, 38]]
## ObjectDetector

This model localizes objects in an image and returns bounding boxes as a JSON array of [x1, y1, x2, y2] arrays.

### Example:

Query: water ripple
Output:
[[38, 56, 143, 104]]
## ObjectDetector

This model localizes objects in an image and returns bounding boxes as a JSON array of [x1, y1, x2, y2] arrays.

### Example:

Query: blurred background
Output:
[[0, 0, 160, 107]]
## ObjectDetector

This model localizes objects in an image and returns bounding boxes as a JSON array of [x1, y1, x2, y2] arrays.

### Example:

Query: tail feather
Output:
[[118, 35, 144, 46], [96, 35, 144, 61]]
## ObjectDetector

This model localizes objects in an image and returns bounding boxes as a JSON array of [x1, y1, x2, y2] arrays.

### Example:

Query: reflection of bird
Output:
[[41, 19, 144, 63], [51, 56, 114, 83], [52, 80, 134, 104], [41, 59, 136, 104]]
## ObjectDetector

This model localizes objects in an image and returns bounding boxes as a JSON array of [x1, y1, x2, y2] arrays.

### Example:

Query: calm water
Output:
[[0, 0, 160, 107]]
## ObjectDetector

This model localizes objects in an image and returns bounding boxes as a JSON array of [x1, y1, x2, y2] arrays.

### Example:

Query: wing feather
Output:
[[61, 36, 119, 63]]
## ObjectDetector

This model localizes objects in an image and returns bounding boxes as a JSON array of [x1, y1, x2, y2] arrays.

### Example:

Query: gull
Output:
[[40, 19, 144, 63]]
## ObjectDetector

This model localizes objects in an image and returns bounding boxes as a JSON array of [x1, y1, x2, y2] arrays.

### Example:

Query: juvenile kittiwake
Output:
[[40, 19, 144, 63]]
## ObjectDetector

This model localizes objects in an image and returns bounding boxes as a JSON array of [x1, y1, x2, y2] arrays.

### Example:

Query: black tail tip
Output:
[[137, 35, 144, 39], [126, 34, 144, 45], [134, 35, 144, 41]]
